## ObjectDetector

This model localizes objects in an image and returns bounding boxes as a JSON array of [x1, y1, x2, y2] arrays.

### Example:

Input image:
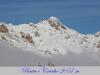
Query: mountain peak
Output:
[[49, 16, 59, 22], [47, 16, 65, 30], [0, 18, 100, 57]]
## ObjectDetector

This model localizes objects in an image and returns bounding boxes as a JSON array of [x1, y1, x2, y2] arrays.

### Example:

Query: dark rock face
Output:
[[0, 24, 8, 33], [48, 20, 60, 30], [48, 19, 66, 30], [97, 43, 100, 48], [61, 25, 66, 29], [20, 32, 34, 44]]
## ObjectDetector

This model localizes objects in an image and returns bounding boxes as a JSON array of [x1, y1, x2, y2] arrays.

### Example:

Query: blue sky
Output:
[[0, 0, 100, 34]]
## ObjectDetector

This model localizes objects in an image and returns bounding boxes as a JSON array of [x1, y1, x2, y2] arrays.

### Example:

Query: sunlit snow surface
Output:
[[0, 17, 100, 66]]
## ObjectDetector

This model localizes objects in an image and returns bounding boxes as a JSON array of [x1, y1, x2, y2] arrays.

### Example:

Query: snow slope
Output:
[[0, 16, 100, 57]]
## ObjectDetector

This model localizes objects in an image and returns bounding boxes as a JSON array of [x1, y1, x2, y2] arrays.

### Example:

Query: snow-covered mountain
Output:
[[0, 16, 100, 57]]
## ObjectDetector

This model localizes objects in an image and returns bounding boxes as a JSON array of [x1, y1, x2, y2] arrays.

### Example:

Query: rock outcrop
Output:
[[0, 24, 8, 33]]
